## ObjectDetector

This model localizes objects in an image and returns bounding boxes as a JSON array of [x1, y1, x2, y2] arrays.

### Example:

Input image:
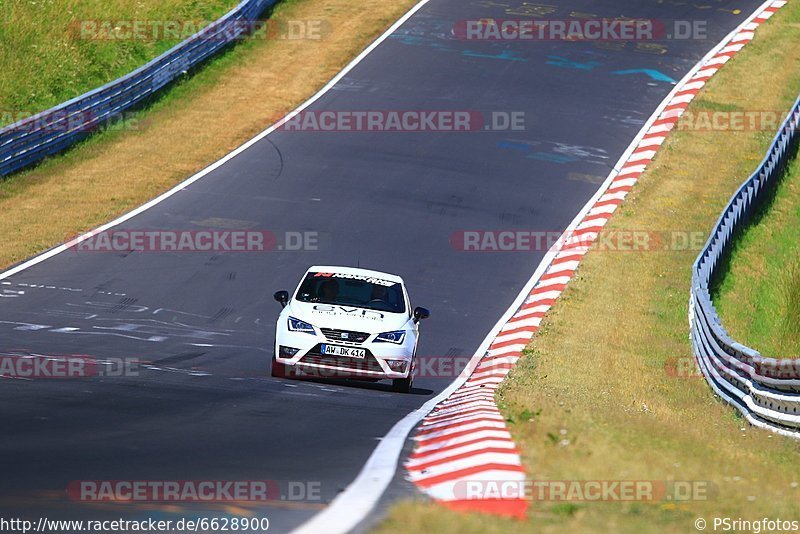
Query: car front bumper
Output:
[[274, 328, 415, 380]]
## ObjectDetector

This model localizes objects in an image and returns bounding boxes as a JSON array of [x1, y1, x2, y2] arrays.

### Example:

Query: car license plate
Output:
[[320, 344, 366, 359]]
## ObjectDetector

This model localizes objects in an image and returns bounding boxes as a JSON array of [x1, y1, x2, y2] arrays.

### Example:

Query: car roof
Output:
[[305, 265, 404, 284]]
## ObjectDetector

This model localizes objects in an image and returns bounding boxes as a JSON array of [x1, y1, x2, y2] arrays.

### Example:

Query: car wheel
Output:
[[391, 359, 414, 393], [391, 375, 413, 393]]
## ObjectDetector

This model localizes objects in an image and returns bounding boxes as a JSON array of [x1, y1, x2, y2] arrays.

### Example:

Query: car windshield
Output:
[[295, 272, 406, 313]]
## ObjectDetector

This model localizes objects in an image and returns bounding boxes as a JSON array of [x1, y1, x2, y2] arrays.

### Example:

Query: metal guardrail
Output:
[[0, 0, 278, 177], [690, 94, 800, 438]]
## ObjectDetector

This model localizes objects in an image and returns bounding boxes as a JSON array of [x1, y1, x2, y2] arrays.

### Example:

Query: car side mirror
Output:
[[274, 290, 289, 308], [413, 307, 430, 323]]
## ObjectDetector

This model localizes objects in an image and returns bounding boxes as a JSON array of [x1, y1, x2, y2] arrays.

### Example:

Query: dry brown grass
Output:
[[378, 3, 800, 533], [0, 0, 418, 267]]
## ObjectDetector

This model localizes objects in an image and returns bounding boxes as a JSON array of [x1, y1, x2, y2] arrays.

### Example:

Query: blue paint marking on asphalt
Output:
[[389, 34, 453, 52], [546, 55, 601, 70], [613, 69, 677, 83], [462, 49, 526, 61], [543, 56, 676, 84], [498, 140, 533, 152]]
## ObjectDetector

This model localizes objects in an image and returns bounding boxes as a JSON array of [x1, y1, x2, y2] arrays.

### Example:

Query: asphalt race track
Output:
[[0, 0, 765, 532]]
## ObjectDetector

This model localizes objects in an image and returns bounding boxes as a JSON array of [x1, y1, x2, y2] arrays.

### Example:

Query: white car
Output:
[[271, 266, 429, 393]]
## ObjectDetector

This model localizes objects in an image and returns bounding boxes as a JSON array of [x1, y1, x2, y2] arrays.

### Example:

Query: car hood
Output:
[[287, 301, 409, 333]]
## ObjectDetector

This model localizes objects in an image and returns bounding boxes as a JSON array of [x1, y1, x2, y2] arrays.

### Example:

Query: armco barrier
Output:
[[691, 95, 800, 438], [0, 0, 278, 177]]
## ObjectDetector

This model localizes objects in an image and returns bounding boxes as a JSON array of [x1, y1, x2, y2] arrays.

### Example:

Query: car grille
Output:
[[319, 328, 370, 344], [298, 345, 384, 373]]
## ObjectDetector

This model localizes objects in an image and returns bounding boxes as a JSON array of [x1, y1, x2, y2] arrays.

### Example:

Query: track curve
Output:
[[0, 0, 766, 532]]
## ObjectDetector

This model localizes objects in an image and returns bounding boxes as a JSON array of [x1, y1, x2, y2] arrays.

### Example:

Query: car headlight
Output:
[[375, 330, 406, 344], [288, 317, 315, 334]]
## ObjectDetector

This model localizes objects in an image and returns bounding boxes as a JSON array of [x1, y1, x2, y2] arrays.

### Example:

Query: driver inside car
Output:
[[370, 284, 389, 303], [318, 279, 340, 302]]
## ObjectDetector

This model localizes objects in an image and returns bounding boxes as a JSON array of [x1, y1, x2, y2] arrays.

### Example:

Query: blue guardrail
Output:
[[0, 0, 278, 177]]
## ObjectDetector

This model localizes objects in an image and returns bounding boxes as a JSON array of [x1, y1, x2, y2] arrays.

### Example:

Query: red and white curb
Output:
[[403, 0, 790, 519]]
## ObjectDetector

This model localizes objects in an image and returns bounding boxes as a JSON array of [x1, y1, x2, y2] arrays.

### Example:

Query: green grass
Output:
[[0, 0, 240, 126], [713, 157, 800, 358], [787, 260, 800, 345]]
